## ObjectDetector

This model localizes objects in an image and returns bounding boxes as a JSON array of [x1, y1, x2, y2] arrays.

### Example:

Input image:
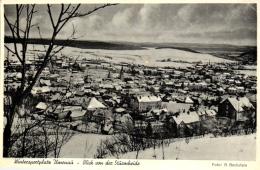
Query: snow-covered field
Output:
[[5, 44, 235, 67], [59, 133, 256, 161], [63, 46, 236, 66]]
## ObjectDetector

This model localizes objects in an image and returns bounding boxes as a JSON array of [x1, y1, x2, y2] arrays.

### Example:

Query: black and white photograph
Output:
[[1, 1, 258, 167]]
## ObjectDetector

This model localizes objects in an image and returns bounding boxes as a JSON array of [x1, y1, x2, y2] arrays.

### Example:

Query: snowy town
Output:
[[4, 53, 257, 137], [3, 4, 257, 161]]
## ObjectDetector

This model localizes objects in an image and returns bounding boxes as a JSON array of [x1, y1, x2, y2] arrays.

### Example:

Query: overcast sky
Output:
[[4, 4, 257, 46]]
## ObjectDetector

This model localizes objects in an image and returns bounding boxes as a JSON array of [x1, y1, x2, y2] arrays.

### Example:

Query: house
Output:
[[68, 97, 85, 106], [82, 97, 107, 111], [47, 105, 79, 119], [70, 110, 86, 121], [217, 87, 225, 95], [133, 95, 162, 112], [39, 79, 51, 86], [35, 102, 48, 110], [50, 93, 62, 102], [211, 74, 223, 83], [236, 86, 245, 93], [227, 87, 237, 94], [88, 109, 113, 129], [205, 109, 217, 117], [171, 111, 200, 137], [114, 114, 134, 132], [35, 102, 48, 114], [185, 96, 194, 104], [114, 85, 122, 91], [218, 97, 255, 121], [150, 86, 160, 94], [31, 86, 51, 95], [75, 90, 85, 96], [197, 110, 206, 120], [161, 74, 170, 79], [163, 81, 174, 88], [162, 102, 193, 115], [149, 108, 168, 121]]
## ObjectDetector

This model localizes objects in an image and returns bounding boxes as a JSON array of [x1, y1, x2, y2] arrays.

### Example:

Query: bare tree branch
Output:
[[4, 3, 118, 158], [4, 14, 22, 63], [47, 4, 55, 29], [37, 27, 47, 52]]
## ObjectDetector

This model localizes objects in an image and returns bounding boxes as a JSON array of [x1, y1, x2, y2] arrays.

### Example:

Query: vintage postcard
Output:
[[0, 0, 259, 169]]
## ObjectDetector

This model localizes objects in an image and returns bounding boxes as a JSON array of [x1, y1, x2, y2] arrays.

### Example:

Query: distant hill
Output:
[[5, 36, 256, 53], [4, 36, 145, 50], [110, 41, 256, 53], [155, 46, 200, 53]]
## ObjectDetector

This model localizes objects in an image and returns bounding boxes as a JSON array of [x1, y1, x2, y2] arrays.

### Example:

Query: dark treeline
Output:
[[4, 36, 145, 51]]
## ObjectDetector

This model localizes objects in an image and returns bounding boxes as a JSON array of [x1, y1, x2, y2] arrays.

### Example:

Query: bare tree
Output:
[[4, 3, 117, 157]]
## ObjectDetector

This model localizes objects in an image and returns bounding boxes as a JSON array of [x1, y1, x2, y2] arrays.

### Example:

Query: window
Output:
[[226, 104, 229, 110]]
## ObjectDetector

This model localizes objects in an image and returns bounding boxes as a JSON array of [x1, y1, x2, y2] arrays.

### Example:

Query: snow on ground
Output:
[[236, 70, 257, 77], [65, 47, 236, 65], [59, 133, 111, 158], [111, 134, 256, 161], [243, 65, 257, 70], [5, 44, 235, 66], [59, 133, 256, 160]]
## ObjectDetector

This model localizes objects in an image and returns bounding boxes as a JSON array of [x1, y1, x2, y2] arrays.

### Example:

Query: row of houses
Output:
[[4, 54, 256, 137]]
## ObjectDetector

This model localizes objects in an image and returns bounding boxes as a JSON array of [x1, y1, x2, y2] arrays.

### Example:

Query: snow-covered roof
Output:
[[185, 96, 194, 104], [217, 87, 225, 91], [40, 79, 51, 86], [137, 95, 161, 103], [82, 97, 106, 110], [198, 82, 208, 86], [3, 116, 7, 128], [50, 93, 62, 101], [36, 102, 48, 110], [114, 85, 122, 90], [120, 114, 133, 123], [205, 110, 217, 116], [66, 92, 72, 97], [50, 74, 59, 78], [115, 108, 126, 113], [236, 86, 245, 90], [70, 110, 86, 118], [149, 96, 161, 102], [137, 96, 150, 102], [31, 86, 51, 94], [228, 87, 237, 90], [173, 111, 200, 125], [197, 111, 206, 116]]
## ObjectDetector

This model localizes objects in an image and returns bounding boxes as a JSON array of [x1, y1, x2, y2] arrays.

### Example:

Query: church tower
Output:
[[119, 65, 124, 80]]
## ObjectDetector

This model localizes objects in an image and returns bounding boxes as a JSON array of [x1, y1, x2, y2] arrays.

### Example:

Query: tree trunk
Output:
[[3, 104, 16, 157], [3, 126, 11, 157], [162, 139, 164, 160]]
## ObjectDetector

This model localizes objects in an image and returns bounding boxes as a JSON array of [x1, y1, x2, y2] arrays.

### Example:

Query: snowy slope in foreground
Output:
[[59, 133, 111, 158], [112, 134, 256, 161], [59, 133, 256, 160]]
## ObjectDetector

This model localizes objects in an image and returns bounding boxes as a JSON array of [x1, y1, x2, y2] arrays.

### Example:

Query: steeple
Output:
[[119, 65, 124, 80], [108, 71, 111, 79]]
